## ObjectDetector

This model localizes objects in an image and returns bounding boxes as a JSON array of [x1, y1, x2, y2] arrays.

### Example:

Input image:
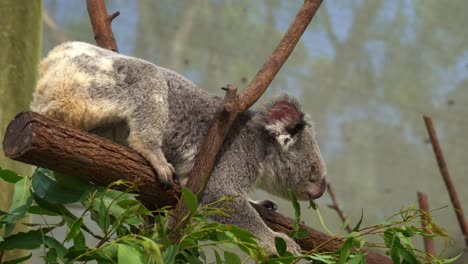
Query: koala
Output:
[[31, 42, 327, 256]]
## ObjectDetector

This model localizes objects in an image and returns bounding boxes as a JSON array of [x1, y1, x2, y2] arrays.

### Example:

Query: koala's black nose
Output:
[[310, 177, 327, 199]]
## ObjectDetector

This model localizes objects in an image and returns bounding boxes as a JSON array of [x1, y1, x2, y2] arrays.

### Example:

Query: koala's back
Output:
[[31, 42, 170, 131]]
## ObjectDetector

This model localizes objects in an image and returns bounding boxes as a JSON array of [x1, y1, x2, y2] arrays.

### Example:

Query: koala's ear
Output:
[[265, 99, 306, 148]]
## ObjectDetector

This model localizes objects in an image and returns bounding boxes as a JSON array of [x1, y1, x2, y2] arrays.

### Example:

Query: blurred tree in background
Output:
[[0, 0, 42, 261]]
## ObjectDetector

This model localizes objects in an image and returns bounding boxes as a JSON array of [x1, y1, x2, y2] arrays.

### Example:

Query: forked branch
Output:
[[86, 0, 119, 52]]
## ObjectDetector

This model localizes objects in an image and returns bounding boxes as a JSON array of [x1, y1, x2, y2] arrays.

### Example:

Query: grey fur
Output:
[[31, 42, 327, 256]]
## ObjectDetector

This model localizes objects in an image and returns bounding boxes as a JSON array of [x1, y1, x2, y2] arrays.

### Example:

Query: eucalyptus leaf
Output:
[[352, 209, 364, 232], [274, 236, 287, 256], [0, 227, 54, 250], [213, 249, 222, 264], [162, 245, 178, 264], [224, 251, 242, 264], [64, 217, 84, 242], [182, 187, 199, 214], [0, 168, 23, 183], [337, 237, 353, 264], [2, 177, 33, 234], [43, 236, 67, 261], [118, 243, 144, 264], [32, 168, 88, 204], [1, 253, 32, 264]]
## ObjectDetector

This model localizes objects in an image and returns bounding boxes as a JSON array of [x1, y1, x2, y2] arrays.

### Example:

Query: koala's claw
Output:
[[257, 199, 278, 211], [151, 161, 176, 187]]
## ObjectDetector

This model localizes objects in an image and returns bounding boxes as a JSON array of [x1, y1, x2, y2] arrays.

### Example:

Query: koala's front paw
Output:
[[257, 199, 278, 211], [150, 160, 176, 188]]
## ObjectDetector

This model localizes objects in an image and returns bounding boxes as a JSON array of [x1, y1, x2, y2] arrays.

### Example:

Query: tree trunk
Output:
[[0, 0, 42, 261]]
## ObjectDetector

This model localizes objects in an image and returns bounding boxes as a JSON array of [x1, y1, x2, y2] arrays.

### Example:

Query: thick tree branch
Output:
[[2, 111, 390, 263], [86, 0, 119, 52], [423, 115, 468, 247], [238, 0, 322, 111]]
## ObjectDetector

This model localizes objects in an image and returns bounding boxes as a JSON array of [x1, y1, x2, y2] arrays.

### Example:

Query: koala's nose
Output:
[[310, 177, 327, 199], [299, 177, 327, 201]]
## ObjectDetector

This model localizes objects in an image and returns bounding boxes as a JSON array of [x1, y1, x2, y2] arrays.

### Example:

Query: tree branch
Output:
[[86, 0, 119, 52], [423, 115, 468, 247], [417, 191, 436, 256], [326, 182, 352, 233], [2, 111, 391, 263]]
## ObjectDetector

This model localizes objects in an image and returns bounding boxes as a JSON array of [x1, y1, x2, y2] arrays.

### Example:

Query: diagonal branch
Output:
[[327, 182, 352, 233], [423, 115, 468, 247]]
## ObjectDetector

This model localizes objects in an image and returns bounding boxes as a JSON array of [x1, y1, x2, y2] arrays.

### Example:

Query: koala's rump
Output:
[[31, 43, 131, 131]]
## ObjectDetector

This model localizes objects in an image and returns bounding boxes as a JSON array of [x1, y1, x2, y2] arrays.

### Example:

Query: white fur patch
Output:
[[265, 121, 296, 150], [278, 134, 295, 150]]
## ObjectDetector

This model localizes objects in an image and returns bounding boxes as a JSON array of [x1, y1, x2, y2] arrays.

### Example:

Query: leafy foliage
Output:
[[0, 167, 461, 263]]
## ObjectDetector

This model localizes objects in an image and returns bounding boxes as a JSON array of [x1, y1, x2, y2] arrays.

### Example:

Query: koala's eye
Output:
[[286, 121, 306, 136], [310, 163, 319, 175]]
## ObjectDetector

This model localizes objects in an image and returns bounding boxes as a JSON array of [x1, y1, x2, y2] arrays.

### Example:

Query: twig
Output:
[[327, 182, 352, 233], [86, 0, 119, 52], [170, 0, 323, 241], [423, 115, 468, 247], [417, 191, 436, 256], [43, 9, 67, 43]]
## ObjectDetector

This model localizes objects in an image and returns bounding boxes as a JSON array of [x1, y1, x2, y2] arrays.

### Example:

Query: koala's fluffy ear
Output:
[[265, 98, 306, 149]]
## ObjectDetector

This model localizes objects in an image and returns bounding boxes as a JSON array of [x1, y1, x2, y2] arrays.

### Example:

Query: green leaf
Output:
[[352, 209, 364, 232], [28, 205, 57, 216], [213, 249, 222, 264], [182, 187, 199, 214], [97, 197, 111, 232], [1, 253, 32, 264], [337, 237, 353, 264], [341, 217, 350, 231], [32, 168, 88, 204], [439, 253, 462, 263], [288, 190, 301, 229], [224, 251, 242, 264], [293, 227, 309, 239], [138, 236, 163, 262], [309, 199, 318, 210], [306, 253, 336, 264], [0, 168, 23, 183], [44, 235, 67, 258], [0, 227, 54, 250], [162, 245, 179, 264], [348, 252, 365, 264], [2, 178, 33, 234], [275, 236, 287, 256], [118, 243, 144, 264], [64, 217, 83, 242]]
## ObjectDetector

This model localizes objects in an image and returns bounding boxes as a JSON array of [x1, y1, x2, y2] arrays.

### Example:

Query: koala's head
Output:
[[258, 95, 327, 201]]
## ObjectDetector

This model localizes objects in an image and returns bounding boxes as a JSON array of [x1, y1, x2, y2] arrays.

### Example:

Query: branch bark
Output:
[[326, 182, 352, 233], [423, 115, 468, 247], [2, 112, 391, 264], [86, 0, 119, 52], [417, 191, 436, 256]]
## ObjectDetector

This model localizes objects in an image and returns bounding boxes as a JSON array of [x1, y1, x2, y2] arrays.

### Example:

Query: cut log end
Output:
[[3, 112, 34, 159]]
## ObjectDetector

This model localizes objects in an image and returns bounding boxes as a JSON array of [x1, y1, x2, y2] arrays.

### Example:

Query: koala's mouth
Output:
[[298, 178, 327, 201]]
